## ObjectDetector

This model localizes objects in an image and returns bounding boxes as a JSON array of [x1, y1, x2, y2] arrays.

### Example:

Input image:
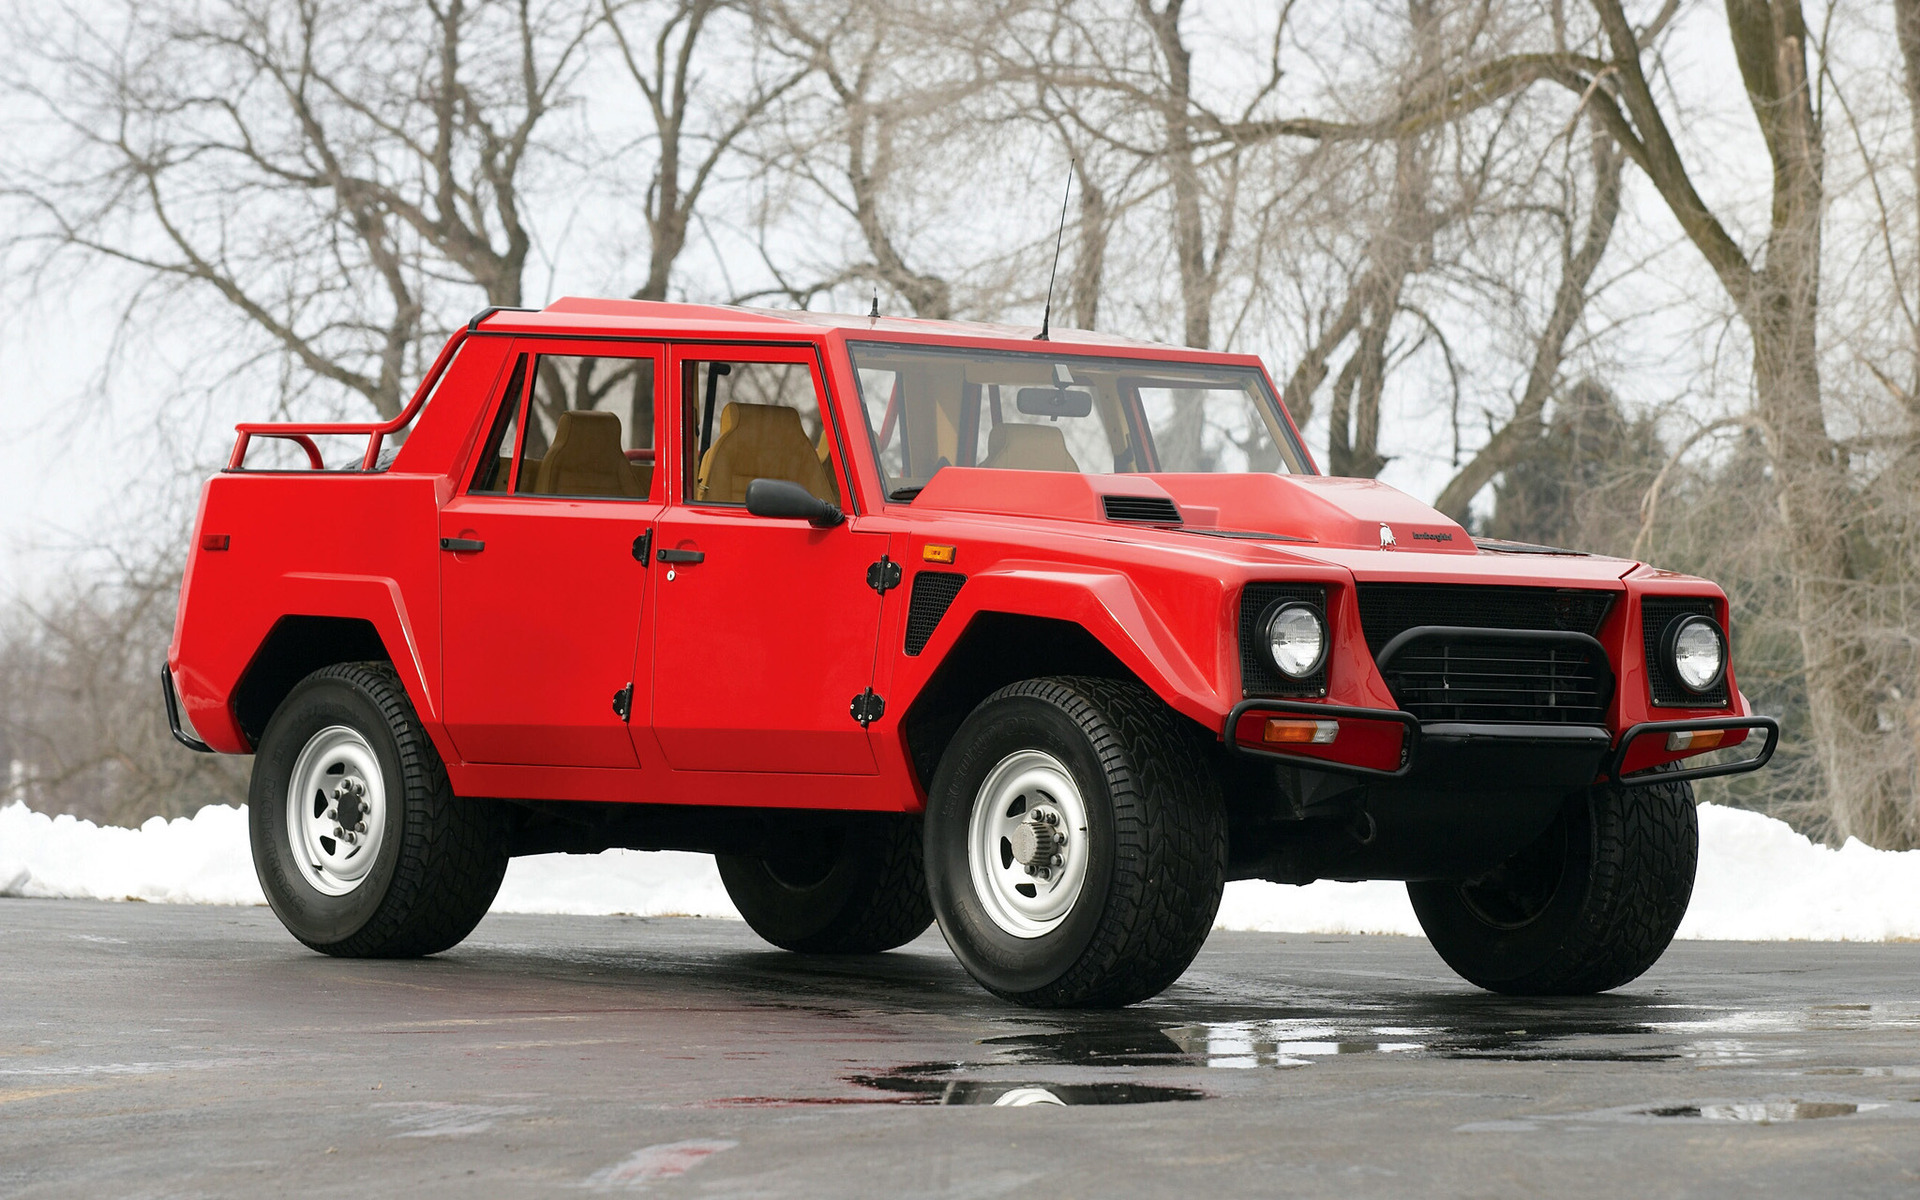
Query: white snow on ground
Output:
[[2, 800, 1918, 939]]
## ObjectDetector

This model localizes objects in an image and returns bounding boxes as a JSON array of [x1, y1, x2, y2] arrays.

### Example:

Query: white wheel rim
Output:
[[285, 725, 387, 897], [966, 749, 1091, 938]]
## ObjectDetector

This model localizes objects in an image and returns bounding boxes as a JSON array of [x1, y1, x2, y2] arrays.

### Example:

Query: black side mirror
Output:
[[745, 477, 844, 528]]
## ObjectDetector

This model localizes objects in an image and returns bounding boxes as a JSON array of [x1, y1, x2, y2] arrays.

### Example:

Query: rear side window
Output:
[[472, 353, 658, 500]]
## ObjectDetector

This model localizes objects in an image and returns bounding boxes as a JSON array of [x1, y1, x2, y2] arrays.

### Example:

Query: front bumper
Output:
[[1225, 698, 1778, 788]]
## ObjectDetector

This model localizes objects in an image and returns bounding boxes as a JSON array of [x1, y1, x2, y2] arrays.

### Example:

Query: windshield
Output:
[[846, 342, 1311, 499]]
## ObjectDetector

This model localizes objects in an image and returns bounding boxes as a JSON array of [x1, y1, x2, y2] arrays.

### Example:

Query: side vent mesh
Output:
[[905, 572, 967, 656], [1101, 494, 1182, 524]]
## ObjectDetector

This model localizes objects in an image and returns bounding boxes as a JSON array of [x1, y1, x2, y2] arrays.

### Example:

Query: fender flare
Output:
[[900, 561, 1228, 731], [186, 572, 448, 759]]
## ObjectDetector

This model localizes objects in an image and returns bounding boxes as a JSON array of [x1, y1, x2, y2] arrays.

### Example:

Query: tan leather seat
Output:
[[697, 403, 839, 504], [533, 410, 643, 498], [981, 423, 1081, 472]]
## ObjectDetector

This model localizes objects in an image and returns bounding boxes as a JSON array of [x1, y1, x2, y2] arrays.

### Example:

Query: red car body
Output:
[[165, 299, 1770, 881]]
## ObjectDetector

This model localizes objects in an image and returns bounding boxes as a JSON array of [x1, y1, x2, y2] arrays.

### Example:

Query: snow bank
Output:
[[3, 800, 1918, 940]]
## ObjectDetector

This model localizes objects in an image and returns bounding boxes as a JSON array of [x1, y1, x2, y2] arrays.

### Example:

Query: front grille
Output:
[[1356, 584, 1617, 724], [1239, 583, 1328, 697], [1354, 583, 1613, 655], [1377, 633, 1611, 724], [905, 572, 966, 656], [1102, 494, 1182, 524], [1641, 596, 1727, 707]]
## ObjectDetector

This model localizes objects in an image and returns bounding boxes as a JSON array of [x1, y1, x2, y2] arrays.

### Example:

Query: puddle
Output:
[[809, 997, 1920, 1109], [1641, 1100, 1884, 1123]]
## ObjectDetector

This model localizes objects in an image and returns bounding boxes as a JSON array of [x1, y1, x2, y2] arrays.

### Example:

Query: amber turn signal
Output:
[[1665, 728, 1727, 753], [1263, 718, 1339, 745], [201, 534, 231, 552], [923, 544, 957, 564]]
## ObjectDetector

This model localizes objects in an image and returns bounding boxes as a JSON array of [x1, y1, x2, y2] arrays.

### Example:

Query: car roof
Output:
[[475, 297, 1266, 367]]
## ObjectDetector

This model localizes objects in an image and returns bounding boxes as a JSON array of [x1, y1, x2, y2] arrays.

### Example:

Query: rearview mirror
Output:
[[1015, 387, 1094, 419], [744, 477, 844, 528]]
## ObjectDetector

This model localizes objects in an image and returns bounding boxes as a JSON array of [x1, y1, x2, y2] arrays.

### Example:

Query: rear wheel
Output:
[[1407, 771, 1697, 994], [249, 662, 508, 957], [925, 677, 1226, 1008], [716, 815, 933, 953]]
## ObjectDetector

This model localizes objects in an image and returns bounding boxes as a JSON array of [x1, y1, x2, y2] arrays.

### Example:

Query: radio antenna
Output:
[[1034, 159, 1075, 341]]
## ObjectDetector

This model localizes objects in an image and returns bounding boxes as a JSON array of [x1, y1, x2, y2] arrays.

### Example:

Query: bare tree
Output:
[[1434, 112, 1624, 517], [5, 0, 597, 420], [603, 0, 808, 301], [1414, 0, 1912, 844], [0, 556, 249, 827]]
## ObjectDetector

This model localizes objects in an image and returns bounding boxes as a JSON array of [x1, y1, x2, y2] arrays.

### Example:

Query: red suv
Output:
[[165, 299, 1774, 1007]]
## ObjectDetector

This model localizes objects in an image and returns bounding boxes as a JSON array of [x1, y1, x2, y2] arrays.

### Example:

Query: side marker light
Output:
[[201, 534, 231, 551], [1666, 729, 1727, 753], [1264, 718, 1339, 745], [923, 544, 957, 564]]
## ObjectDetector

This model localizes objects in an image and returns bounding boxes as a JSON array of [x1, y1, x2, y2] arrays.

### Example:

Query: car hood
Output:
[[905, 468, 1640, 585]]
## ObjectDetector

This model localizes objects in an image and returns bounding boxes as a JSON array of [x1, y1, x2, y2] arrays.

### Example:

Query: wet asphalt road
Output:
[[3, 900, 1919, 1198]]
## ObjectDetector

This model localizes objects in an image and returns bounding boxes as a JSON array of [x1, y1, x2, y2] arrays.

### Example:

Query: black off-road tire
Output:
[[249, 662, 508, 957], [924, 676, 1227, 1009], [716, 815, 934, 953], [1407, 771, 1698, 994]]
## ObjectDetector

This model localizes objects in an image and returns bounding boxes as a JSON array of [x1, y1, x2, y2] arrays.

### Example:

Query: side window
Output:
[[504, 354, 657, 500], [470, 355, 529, 493], [683, 359, 840, 505]]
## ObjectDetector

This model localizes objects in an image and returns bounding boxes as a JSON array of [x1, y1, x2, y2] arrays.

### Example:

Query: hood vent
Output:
[[1102, 494, 1182, 525]]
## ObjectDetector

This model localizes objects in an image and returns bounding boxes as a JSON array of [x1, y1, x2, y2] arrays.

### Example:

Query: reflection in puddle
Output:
[[1163, 1022, 1424, 1068], [979, 1004, 1690, 1071], [1641, 1100, 1884, 1123], [850, 1066, 1201, 1106]]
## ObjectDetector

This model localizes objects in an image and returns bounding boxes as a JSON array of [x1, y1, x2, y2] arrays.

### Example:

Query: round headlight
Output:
[[1664, 614, 1726, 694], [1263, 601, 1327, 679]]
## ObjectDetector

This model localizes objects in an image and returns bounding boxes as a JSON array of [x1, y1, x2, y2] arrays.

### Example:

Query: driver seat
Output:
[[698, 403, 839, 504], [981, 424, 1080, 472]]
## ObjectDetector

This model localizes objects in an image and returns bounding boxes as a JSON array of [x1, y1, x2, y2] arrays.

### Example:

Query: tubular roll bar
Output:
[[226, 307, 534, 472]]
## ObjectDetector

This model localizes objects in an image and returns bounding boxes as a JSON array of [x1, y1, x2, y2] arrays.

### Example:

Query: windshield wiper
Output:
[[888, 486, 924, 502]]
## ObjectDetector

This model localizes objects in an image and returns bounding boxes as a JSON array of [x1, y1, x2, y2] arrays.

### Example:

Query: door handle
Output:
[[439, 537, 485, 553], [657, 548, 705, 564]]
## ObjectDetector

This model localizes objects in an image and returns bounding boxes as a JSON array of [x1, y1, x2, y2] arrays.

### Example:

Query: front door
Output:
[[649, 346, 886, 774], [439, 341, 665, 768]]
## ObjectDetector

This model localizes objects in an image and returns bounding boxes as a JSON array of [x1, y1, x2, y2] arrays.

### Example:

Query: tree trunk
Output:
[[1435, 120, 1624, 520], [1896, 0, 1920, 410], [1070, 172, 1107, 331], [1722, 0, 1913, 845]]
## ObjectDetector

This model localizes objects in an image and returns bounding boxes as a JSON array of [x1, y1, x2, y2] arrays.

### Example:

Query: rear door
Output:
[[647, 345, 887, 774], [438, 340, 664, 767]]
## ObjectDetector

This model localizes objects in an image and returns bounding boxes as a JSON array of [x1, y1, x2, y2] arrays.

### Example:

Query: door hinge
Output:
[[612, 684, 633, 723], [866, 555, 902, 595], [849, 688, 885, 728], [632, 529, 652, 565]]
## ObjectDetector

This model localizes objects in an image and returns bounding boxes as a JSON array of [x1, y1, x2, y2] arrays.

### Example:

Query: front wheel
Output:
[[249, 662, 508, 957], [925, 677, 1226, 1008], [1407, 771, 1698, 994]]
